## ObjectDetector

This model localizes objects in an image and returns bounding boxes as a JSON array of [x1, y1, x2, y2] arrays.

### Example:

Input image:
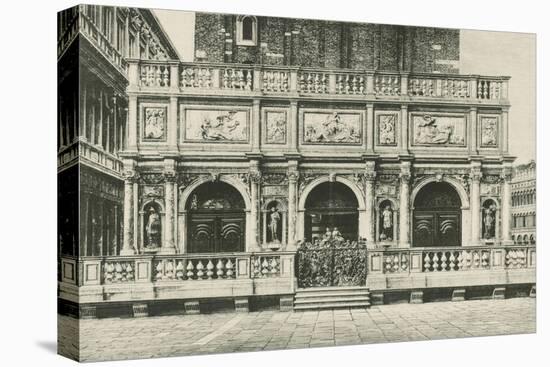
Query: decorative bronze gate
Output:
[[297, 239, 368, 288]]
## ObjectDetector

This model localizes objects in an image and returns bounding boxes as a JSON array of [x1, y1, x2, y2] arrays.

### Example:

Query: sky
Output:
[[154, 10, 536, 164]]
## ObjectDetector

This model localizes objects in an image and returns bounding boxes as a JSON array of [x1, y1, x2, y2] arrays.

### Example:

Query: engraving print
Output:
[[57, 4, 536, 363]]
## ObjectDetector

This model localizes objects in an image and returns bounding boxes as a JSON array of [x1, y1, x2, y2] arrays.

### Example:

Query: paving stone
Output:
[[62, 298, 535, 362]]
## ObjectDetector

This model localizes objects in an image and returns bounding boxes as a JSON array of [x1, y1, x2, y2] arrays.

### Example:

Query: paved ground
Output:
[[59, 298, 535, 362]]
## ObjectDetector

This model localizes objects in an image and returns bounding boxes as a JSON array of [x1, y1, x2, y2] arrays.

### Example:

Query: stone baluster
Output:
[[470, 163, 482, 245], [121, 160, 137, 255], [399, 162, 411, 248]]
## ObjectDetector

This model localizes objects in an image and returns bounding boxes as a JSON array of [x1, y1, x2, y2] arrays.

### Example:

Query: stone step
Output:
[[296, 286, 369, 293], [295, 295, 371, 305], [295, 290, 370, 299], [294, 300, 371, 311]]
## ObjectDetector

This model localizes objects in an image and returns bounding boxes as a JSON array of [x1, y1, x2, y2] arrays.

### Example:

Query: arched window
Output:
[[236, 15, 257, 46]]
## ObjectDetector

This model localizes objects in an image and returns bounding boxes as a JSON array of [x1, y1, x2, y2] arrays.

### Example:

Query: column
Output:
[[399, 161, 411, 247], [501, 165, 513, 244], [121, 160, 137, 255], [364, 161, 376, 243], [287, 161, 299, 250], [470, 163, 482, 245], [249, 159, 261, 251], [160, 159, 177, 254]]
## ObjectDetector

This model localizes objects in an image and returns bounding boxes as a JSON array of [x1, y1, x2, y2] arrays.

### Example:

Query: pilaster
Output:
[[399, 161, 411, 248], [286, 160, 299, 250], [501, 164, 513, 244], [159, 159, 177, 254], [470, 161, 482, 245], [248, 159, 262, 251], [121, 159, 137, 255], [364, 161, 376, 243]]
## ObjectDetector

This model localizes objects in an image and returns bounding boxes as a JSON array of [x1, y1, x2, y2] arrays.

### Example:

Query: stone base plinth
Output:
[[530, 285, 536, 298], [184, 301, 200, 314], [235, 297, 249, 312], [132, 303, 149, 317], [79, 304, 97, 319], [279, 295, 294, 311], [493, 287, 506, 300], [452, 288, 466, 302], [410, 291, 424, 304]]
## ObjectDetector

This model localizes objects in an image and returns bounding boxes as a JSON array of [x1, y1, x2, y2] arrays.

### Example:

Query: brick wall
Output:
[[194, 12, 460, 73]]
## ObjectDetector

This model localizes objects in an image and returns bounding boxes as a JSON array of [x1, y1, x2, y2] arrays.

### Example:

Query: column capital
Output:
[[399, 161, 412, 183]]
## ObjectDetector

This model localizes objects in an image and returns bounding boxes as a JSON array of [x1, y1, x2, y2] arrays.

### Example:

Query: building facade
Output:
[[58, 7, 536, 317], [511, 161, 536, 245]]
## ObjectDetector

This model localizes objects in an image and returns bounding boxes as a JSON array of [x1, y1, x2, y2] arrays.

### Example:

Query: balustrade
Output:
[[154, 256, 237, 281], [252, 256, 280, 278], [139, 63, 170, 87], [370, 245, 535, 275], [221, 67, 253, 90], [261, 69, 290, 92], [180, 66, 213, 89], [103, 261, 135, 283], [335, 73, 366, 95], [299, 72, 329, 94], [131, 61, 508, 104], [374, 75, 400, 96]]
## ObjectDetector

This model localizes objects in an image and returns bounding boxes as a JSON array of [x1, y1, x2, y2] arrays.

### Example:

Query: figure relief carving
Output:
[[266, 111, 287, 144], [303, 112, 361, 144], [481, 117, 498, 147], [413, 114, 465, 146], [378, 114, 397, 145], [143, 107, 166, 140], [185, 109, 248, 142]]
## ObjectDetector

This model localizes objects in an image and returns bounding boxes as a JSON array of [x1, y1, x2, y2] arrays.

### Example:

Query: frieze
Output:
[[263, 186, 288, 196], [140, 172, 164, 185], [184, 108, 249, 143], [483, 174, 503, 184], [262, 173, 288, 185], [177, 172, 202, 187], [412, 114, 466, 146], [377, 174, 399, 184], [141, 185, 164, 198], [376, 184, 398, 197], [303, 112, 362, 144]]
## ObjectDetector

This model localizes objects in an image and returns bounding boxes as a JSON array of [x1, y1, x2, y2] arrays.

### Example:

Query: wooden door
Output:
[[188, 212, 245, 253], [413, 211, 460, 247]]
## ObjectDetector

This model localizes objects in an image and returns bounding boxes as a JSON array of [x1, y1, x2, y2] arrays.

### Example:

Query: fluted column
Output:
[[365, 161, 376, 243], [399, 162, 411, 248], [121, 160, 137, 255], [249, 160, 261, 251], [160, 159, 177, 254], [470, 163, 482, 245], [287, 161, 299, 250], [501, 165, 513, 244]]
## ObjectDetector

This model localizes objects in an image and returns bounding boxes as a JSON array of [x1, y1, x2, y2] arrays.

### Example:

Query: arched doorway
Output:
[[413, 182, 461, 247], [186, 182, 246, 253], [304, 182, 359, 242]]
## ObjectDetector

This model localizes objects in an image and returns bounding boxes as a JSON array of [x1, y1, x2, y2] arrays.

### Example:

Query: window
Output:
[[236, 15, 257, 46]]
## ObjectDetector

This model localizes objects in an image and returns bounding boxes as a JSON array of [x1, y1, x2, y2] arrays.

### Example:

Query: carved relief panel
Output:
[[376, 113, 398, 146], [411, 113, 467, 147], [182, 106, 250, 143], [479, 115, 499, 148], [263, 109, 287, 145], [301, 110, 362, 145], [141, 104, 168, 142]]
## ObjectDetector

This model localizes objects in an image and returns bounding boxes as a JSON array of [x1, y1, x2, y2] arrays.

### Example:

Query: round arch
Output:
[[298, 176, 366, 211], [179, 175, 251, 212], [411, 176, 469, 209]]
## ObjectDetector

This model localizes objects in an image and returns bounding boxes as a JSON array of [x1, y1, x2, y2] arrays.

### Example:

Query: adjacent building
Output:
[[58, 7, 536, 317], [511, 161, 536, 245]]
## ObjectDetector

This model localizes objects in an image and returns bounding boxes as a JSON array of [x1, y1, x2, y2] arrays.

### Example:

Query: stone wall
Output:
[[194, 13, 460, 73]]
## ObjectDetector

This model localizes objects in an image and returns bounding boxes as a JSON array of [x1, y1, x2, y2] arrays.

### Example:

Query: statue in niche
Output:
[[483, 204, 497, 239], [268, 206, 281, 243], [145, 207, 161, 248], [144, 108, 165, 139], [380, 205, 393, 241]]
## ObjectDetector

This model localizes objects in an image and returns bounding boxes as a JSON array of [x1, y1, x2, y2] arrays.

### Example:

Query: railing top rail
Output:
[[372, 244, 535, 252], [73, 250, 297, 262]]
